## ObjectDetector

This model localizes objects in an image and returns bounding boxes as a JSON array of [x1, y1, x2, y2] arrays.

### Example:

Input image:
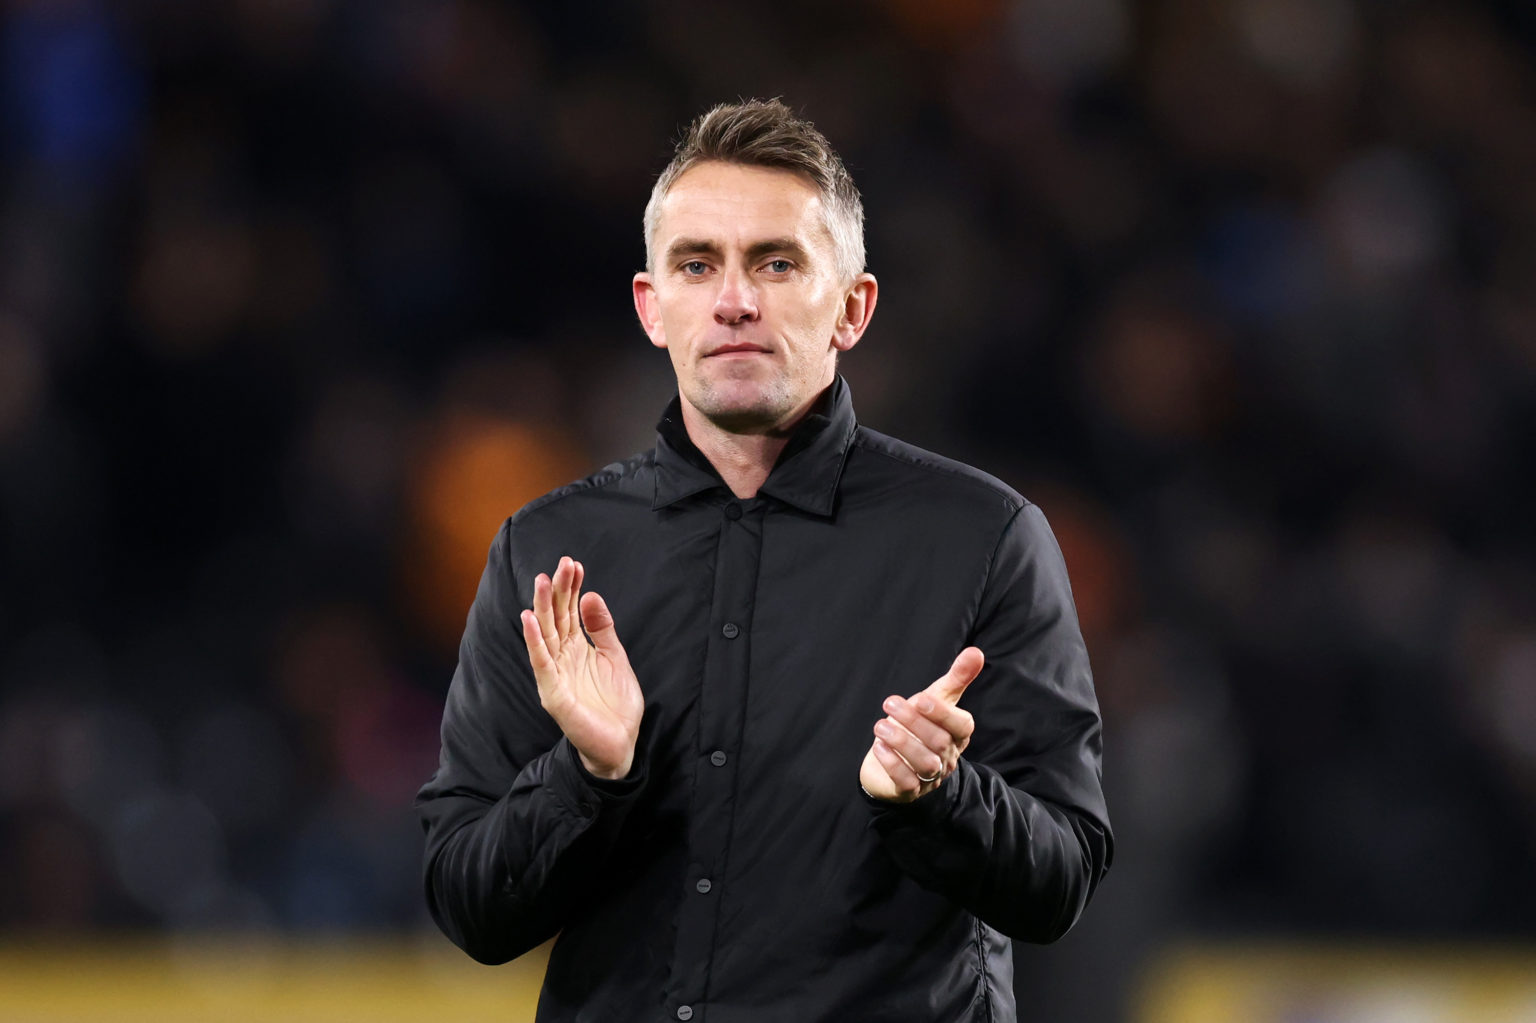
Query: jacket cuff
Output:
[[862, 758, 965, 831], [549, 736, 647, 820]]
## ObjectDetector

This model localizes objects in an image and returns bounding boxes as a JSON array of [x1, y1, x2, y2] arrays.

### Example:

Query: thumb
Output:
[[579, 591, 625, 656], [927, 646, 985, 704]]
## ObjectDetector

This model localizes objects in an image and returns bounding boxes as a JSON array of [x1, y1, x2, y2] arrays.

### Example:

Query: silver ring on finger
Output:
[[916, 771, 941, 784]]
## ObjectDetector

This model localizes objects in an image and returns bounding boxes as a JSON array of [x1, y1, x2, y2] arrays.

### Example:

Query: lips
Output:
[[706, 343, 771, 356]]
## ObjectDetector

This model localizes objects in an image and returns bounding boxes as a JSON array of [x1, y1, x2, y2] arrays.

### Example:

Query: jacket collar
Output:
[[652, 375, 857, 517]]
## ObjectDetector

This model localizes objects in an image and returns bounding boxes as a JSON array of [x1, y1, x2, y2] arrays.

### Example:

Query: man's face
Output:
[[633, 162, 876, 435]]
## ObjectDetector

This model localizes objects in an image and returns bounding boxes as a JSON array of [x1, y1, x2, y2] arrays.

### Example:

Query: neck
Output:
[[678, 386, 827, 499]]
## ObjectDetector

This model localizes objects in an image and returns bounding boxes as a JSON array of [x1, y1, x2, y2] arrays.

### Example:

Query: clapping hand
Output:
[[520, 557, 644, 780], [859, 647, 984, 803]]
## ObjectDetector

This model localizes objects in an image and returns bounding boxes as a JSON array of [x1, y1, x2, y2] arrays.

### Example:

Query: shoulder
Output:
[[849, 426, 1030, 517], [508, 449, 656, 530]]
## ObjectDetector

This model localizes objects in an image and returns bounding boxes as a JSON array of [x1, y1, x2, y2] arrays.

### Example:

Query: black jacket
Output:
[[416, 377, 1112, 1022]]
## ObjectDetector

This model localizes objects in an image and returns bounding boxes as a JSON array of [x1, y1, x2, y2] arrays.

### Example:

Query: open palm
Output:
[[520, 557, 644, 780]]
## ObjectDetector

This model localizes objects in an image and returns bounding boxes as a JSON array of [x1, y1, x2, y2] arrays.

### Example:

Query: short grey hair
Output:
[[643, 99, 866, 282]]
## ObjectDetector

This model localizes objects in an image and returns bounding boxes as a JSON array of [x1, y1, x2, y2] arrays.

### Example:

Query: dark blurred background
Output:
[[2, 0, 1535, 1019]]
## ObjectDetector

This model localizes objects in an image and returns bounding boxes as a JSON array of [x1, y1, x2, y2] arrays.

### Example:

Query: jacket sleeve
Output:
[[414, 519, 648, 964], [867, 503, 1113, 943]]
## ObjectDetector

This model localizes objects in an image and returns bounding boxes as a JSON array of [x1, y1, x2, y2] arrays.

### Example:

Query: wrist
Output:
[[578, 749, 634, 781]]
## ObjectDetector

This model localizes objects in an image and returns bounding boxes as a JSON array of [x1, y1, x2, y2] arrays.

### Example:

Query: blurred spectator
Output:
[[1, 2, 1534, 1019]]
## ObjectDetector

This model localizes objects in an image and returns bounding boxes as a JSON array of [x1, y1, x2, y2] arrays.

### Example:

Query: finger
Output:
[[553, 557, 576, 642], [567, 560, 585, 640], [870, 738, 922, 795], [861, 744, 897, 789], [520, 609, 554, 675], [873, 717, 944, 780], [926, 646, 985, 705], [534, 571, 561, 652], [910, 694, 976, 744], [551, 557, 576, 643], [580, 591, 627, 660], [881, 694, 950, 751]]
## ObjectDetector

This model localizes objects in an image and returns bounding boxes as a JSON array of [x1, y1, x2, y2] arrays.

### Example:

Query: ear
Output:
[[832, 273, 878, 353], [633, 272, 667, 349]]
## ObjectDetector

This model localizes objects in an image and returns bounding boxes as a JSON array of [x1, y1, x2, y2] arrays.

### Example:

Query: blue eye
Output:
[[765, 259, 792, 273], [682, 261, 708, 275]]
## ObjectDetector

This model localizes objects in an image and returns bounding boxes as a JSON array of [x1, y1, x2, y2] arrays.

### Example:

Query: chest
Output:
[[562, 499, 996, 778]]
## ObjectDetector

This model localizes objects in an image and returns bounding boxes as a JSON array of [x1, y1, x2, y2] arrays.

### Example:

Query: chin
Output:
[[691, 383, 794, 433], [704, 406, 784, 433]]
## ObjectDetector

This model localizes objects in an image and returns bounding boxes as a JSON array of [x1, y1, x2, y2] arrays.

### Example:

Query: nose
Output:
[[712, 266, 759, 325]]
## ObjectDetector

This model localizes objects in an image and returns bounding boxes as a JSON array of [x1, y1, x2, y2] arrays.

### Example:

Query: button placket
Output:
[[666, 498, 761, 1016]]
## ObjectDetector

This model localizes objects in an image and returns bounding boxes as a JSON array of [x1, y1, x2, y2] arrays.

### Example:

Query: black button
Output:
[[677, 1007, 693, 1021], [696, 878, 712, 894], [724, 502, 742, 520], [722, 622, 740, 639], [578, 801, 595, 819], [710, 750, 727, 767]]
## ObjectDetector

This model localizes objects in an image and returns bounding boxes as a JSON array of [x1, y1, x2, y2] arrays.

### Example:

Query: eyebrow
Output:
[[664, 237, 814, 266], [746, 238, 811, 264], [665, 238, 720, 263]]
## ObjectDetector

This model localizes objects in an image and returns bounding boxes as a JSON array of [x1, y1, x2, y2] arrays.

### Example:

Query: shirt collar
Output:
[[652, 375, 857, 517]]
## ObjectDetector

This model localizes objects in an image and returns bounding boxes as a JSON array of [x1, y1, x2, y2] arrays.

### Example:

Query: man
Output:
[[416, 99, 1112, 1022]]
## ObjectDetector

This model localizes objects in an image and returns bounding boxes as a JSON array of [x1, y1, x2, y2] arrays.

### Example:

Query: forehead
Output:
[[654, 162, 831, 251]]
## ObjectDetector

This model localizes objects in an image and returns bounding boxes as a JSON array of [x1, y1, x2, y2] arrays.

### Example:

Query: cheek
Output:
[[661, 289, 716, 340], [785, 290, 842, 347]]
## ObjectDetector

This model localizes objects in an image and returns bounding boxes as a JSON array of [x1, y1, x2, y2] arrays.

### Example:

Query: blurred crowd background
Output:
[[2, 0, 1534, 1019]]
